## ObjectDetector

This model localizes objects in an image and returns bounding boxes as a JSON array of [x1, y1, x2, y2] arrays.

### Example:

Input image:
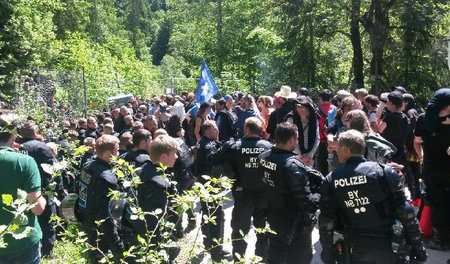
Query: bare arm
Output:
[[194, 117, 202, 141], [370, 122, 379, 133], [378, 121, 387, 134], [376, 102, 385, 120], [414, 136, 423, 162], [28, 190, 46, 216]]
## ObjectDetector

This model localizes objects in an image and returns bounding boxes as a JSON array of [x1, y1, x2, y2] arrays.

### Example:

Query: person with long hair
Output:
[[194, 102, 212, 142], [327, 96, 362, 170], [233, 94, 261, 139], [286, 95, 320, 167], [257, 95, 274, 140]]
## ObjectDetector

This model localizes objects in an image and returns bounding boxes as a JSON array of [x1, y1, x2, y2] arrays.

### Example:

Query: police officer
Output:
[[319, 129, 427, 263], [77, 135, 125, 263], [129, 135, 180, 260], [120, 128, 151, 168], [210, 117, 272, 261], [166, 115, 197, 235], [193, 120, 233, 261], [19, 121, 62, 258], [259, 122, 318, 264]]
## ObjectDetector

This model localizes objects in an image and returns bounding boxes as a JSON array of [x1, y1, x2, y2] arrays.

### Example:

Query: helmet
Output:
[[60, 193, 78, 222]]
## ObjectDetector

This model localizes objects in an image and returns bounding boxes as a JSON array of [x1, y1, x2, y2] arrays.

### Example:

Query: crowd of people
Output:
[[0, 85, 449, 264]]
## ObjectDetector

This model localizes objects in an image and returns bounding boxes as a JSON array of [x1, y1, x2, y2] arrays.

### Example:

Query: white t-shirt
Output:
[[368, 110, 378, 122]]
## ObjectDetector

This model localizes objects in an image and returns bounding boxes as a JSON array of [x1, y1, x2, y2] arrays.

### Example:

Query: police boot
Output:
[[426, 228, 450, 251], [210, 246, 233, 262]]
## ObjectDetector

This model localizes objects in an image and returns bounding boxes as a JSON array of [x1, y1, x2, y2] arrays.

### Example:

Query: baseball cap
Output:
[[224, 95, 233, 101]]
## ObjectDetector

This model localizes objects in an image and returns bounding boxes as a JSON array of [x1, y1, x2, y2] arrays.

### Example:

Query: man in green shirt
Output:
[[0, 118, 46, 264]]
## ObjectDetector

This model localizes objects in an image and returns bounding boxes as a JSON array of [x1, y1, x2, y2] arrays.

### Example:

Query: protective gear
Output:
[[410, 244, 427, 263], [193, 136, 229, 260], [78, 158, 125, 262], [194, 136, 221, 181], [109, 197, 128, 228], [135, 163, 178, 238], [211, 137, 272, 191], [59, 193, 78, 222], [319, 156, 427, 263], [331, 160, 395, 229], [210, 136, 272, 260], [259, 147, 317, 263], [318, 214, 335, 264]]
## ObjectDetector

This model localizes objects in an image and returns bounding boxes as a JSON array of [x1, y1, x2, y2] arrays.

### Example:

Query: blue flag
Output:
[[196, 59, 219, 104]]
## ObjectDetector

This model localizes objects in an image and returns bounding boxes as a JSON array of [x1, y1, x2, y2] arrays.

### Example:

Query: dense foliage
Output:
[[0, 0, 449, 107]]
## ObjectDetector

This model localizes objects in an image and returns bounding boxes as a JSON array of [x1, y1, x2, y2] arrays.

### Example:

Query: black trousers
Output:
[[231, 190, 269, 260], [267, 224, 313, 264], [315, 141, 329, 176], [200, 201, 226, 252], [38, 199, 56, 256], [404, 160, 421, 200], [423, 164, 450, 242]]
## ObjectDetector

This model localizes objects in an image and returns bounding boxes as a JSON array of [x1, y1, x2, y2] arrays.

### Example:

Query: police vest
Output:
[[331, 161, 394, 229], [259, 148, 304, 211], [231, 138, 272, 191]]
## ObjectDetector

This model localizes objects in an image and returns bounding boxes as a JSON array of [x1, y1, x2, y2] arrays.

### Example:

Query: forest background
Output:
[[0, 0, 449, 110]]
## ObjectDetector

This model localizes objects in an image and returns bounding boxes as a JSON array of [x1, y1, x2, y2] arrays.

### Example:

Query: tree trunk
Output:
[[216, 0, 223, 75], [307, 0, 316, 87], [362, 0, 391, 94], [350, 0, 364, 88]]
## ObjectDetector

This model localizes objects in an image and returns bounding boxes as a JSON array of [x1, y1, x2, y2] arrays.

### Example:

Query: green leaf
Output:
[[2, 194, 13, 206], [17, 189, 28, 202], [13, 214, 28, 226], [11, 226, 35, 240]]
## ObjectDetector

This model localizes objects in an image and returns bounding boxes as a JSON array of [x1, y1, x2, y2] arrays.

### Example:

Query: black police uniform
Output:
[[171, 137, 195, 193], [119, 149, 151, 168], [135, 162, 177, 236], [21, 138, 61, 257], [319, 156, 427, 264], [84, 127, 100, 140], [170, 137, 196, 235], [258, 147, 318, 264], [211, 136, 272, 260], [194, 136, 230, 260], [80, 152, 94, 171], [77, 158, 125, 263]]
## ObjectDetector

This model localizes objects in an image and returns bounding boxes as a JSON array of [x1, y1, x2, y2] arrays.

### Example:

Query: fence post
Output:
[[82, 67, 88, 118]]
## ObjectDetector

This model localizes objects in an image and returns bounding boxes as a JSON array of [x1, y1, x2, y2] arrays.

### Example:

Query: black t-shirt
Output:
[[381, 112, 409, 157], [415, 113, 450, 163]]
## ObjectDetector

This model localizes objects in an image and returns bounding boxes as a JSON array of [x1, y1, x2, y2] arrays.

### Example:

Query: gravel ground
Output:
[[176, 192, 449, 263]]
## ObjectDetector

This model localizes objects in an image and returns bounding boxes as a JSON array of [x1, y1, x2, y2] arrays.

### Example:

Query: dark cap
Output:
[[200, 102, 213, 110], [293, 95, 312, 106], [387, 92, 403, 107], [392, 86, 406, 94], [293, 96, 315, 112], [299, 87, 309, 96]]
